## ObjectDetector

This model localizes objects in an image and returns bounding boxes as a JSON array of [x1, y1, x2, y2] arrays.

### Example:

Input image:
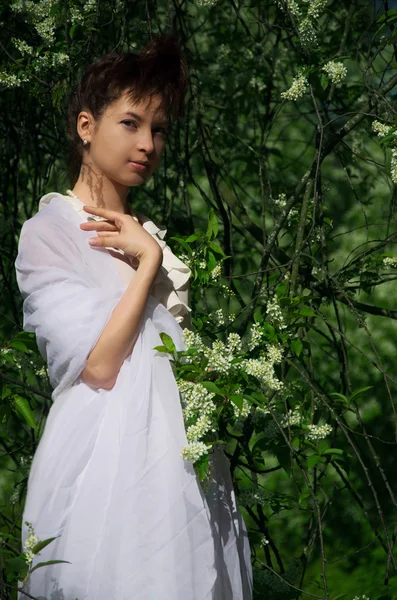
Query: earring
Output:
[[82, 139, 88, 146]]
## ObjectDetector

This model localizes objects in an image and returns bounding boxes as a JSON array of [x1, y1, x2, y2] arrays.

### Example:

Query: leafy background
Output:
[[0, 0, 397, 598]]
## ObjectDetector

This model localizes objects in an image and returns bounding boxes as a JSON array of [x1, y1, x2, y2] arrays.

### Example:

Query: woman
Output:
[[15, 35, 253, 599]]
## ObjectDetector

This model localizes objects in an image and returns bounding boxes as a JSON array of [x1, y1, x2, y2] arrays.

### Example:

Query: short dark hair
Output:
[[65, 34, 188, 186]]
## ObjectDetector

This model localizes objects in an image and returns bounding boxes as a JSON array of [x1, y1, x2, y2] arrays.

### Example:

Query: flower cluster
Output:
[[178, 381, 217, 463], [243, 344, 284, 391], [209, 307, 236, 326], [391, 148, 397, 184], [182, 328, 206, 353], [280, 73, 308, 101], [11, 0, 57, 45], [181, 440, 213, 462], [177, 380, 216, 421], [305, 422, 333, 440], [298, 18, 317, 47], [210, 263, 222, 280], [307, 0, 328, 20], [0, 71, 30, 89], [265, 295, 287, 330], [281, 405, 303, 427], [11, 38, 34, 55], [273, 193, 287, 208], [322, 60, 347, 84], [260, 536, 270, 546], [203, 339, 236, 374], [277, 0, 301, 16], [186, 414, 217, 442], [383, 256, 397, 268], [23, 521, 40, 566], [247, 322, 263, 351], [372, 120, 392, 138]]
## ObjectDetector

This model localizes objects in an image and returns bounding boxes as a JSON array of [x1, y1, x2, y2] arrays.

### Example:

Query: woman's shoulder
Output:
[[21, 192, 81, 236]]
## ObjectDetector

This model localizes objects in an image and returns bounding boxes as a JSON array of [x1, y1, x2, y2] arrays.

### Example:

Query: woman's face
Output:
[[78, 90, 169, 188]]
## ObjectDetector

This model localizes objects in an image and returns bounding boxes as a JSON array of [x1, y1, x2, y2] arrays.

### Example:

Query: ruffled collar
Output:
[[38, 192, 192, 326]]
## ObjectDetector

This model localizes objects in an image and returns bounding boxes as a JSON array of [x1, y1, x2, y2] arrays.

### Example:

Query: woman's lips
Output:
[[128, 161, 147, 171]]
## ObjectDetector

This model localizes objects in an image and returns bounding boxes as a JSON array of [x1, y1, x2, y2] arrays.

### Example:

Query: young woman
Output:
[[15, 35, 253, 599]]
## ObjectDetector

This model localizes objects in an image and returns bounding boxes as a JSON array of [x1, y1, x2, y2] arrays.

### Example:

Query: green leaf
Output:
[[12, 395, 36, 430], [201, 381, 221, 394], [185, 233, 201, 243], [230, 394, 244, 410], [253, 309, 262, 323], [31, 536, 59, 554], [30, 559, 72, 573], [194, 451, 210, 482], [9, 340, 30, 353], [320, 73, 329, 89], [152, 345, 170, 353], [5, 557, 29, 573], [330, 392, 348, 403], [274, 444, 292, 476], [321, 448, 344, 457], [208, 241, 227, 257], [206, 208, 218, 239], [291, 338, 303, 357], [349, 386, 373, 402], [307, 454, 321, 468], [159, 332, 176, 354]]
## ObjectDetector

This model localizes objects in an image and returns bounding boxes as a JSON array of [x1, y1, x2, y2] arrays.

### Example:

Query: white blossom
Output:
[[281, 73, 308, 101], [181, 440, 212, 462], [265, 295, 287, 330], [11, 38, 34, 55], [182, 328, 206, 353], [391, 148, 397, 184], [204, 339, 235, 374], [306, 0, 328, 20], [177, 380, 216, 420], [281, 405, 303, 427], [305, 422, 333, 440], [322, 60, 347, 84], [298, 18, 318, 47], [273, 193, 287, 208], [277, 0, 301, 16], [247, 322, 263, 351], [0, 71, 30, 88], [383, 256, 397, 268], [186, 413, 217, 441], [260, 535, 270, 546], [210, 263, 222, 280], [23, 521, 41, 566], [372, 120, 392, 138], [242, 345, 284, 391]]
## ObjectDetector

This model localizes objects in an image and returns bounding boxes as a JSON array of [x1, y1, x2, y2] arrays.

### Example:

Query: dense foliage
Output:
[[0, 0, 397, 598]]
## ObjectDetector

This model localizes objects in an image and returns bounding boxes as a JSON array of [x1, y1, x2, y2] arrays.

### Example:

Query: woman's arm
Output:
[[81, 255, 162, 390]]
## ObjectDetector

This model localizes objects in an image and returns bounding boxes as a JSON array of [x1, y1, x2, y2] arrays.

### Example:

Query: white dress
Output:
[[15, 193, 253, 600]]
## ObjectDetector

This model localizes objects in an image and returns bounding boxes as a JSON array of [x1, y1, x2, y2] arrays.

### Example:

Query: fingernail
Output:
[[88, 239, 95, 244]]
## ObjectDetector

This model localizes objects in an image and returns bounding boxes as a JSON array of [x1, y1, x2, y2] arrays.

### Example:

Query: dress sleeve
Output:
[[15, 216, 124, 399]]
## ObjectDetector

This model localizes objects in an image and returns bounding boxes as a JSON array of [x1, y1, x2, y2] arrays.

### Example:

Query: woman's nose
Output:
[[137, 129, 155, 154]]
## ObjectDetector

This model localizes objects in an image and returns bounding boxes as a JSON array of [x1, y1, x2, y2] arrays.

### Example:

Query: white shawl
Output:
[[14, 193, 253, 600]]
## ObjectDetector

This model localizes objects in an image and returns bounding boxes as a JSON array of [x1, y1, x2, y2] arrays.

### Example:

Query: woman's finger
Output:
[[96, 231, 119, 237], [80, 221, 118, 232], [83, 205, 129, 222]]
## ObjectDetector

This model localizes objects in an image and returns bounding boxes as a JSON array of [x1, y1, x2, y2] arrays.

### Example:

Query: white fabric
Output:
[[14, 192, 253, 600], [39, 192, 192, 328]]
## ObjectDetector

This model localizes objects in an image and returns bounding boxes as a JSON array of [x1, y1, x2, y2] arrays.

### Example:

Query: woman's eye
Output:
[[154, 127, 168, 137], [122, 120, 138, 128]]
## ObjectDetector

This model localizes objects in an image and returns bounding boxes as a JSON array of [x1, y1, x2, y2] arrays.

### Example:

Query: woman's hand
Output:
[[79, 205, 163, 266]]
